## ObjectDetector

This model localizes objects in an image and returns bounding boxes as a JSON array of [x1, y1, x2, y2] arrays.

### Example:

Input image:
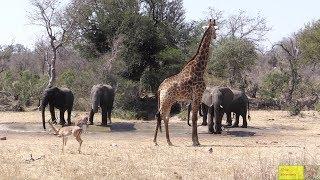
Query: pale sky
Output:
[[0, 0, 319, 49]]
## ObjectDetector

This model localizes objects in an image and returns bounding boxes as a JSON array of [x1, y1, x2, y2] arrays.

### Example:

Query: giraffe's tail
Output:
[[156, 111, 162, 133]]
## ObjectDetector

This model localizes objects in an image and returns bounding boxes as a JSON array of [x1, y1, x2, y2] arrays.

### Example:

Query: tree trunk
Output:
[[285, 59, 298, 103], [47, 48, 57, 87]]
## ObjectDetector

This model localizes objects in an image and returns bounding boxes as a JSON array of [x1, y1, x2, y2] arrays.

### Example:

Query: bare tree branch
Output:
[[29, 0, 72, 87]]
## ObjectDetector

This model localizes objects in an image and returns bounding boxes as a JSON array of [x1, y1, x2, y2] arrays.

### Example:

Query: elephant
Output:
[[229, 90, 250, 128], [39, 87, 74, 129], [89, 84, 115, 126], [188, 87, 234, 134]]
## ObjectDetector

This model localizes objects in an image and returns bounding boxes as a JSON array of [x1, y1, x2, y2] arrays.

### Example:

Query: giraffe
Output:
[[154, 19, 217, 146]]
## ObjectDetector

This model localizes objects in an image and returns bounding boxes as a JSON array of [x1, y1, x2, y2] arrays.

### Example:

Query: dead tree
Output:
[[29, 0, 72, 87], [274, 37, 301, 103]]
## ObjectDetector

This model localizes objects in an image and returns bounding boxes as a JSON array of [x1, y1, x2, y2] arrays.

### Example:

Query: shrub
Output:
[[1, 70, 47, 106], [114, 77, 140, 111], [288, 101, 302, 116], [260, 70, 289, 100], [60, 69, 77, 88]]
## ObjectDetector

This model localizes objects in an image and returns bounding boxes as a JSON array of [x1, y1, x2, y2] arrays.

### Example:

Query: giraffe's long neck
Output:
[[194, 26, 213, 76]]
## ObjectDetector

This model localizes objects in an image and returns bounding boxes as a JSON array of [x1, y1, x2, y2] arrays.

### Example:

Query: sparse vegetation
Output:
[[0, 110, 319, 178]]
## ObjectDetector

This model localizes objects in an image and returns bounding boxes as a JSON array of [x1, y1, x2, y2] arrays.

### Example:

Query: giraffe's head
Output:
[[209, 19, 217, 39], [202, 19, 218, 39]]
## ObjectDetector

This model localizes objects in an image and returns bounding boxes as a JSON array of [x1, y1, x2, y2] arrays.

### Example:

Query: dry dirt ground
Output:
[[0, 110, 320, 179]]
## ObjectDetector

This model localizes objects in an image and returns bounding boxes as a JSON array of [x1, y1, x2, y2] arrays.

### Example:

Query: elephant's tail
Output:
[[247, 101, 251, 121], [156, 111, 162, 132]]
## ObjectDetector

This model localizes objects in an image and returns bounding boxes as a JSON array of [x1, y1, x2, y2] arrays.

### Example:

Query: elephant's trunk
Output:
[[91, 91, 100, 113]]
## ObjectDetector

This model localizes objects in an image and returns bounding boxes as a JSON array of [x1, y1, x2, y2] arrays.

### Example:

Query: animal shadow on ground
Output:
[[226, 130, 256, 137], [110, 122, 136, 132]]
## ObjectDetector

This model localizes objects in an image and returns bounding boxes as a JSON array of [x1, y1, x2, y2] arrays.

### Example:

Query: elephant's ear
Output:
[[202, 90, 212, 106]]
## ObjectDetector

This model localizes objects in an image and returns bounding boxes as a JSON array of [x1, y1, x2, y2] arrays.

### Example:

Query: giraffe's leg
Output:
[[153, 112, 160, 146], [164, 116, 173, 146], [191, 100, 201, 146]]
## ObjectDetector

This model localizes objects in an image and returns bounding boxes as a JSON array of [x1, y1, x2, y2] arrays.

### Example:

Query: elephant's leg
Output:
[[201, 105, 208, 126], [232, 114, 240, 127], [107, 106, 112, 124], [226, 112, 232, 126], [191, 100, 201, 146], [207, 107, 214, 134], [59, 110, 66, 126], [101, 107, 108, 126], [241, 113, 248, 128], [213, 110, 223, 134], [49, 105, 57, 124], [67, 108, 72, 126], [89, 109, 94, 125]]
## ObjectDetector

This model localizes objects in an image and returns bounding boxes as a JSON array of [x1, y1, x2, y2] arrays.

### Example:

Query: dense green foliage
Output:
[[260, 70, 289, 100], [209, 37, 257, 90], [0, 70, 47, 106], [298, 20, 320, 65]]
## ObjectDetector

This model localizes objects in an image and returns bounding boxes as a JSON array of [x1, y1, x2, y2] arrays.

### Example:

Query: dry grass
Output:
[[0, 110, 320, 179]]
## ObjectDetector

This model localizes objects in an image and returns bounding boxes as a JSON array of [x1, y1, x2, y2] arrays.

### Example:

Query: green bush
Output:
[[60, 69, 77, 88], [260, 70, 289, 100], [0, 70, 47, 106], [0, 71, 14, 92]]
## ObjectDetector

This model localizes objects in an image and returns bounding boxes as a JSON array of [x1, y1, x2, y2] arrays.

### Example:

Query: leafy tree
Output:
[[68, 0, 192, 94], [67, 0, 139, 58], [205, 9, 270, 90], [209, 37, 258, 90], [298, 20, 320, 66]]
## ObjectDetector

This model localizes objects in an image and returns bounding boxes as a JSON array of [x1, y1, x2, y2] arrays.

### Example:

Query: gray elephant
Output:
[[229, 90, 250, 128], [39, 87, 74, 129], [188, 87, 234, 134], [89, 84, 115, 126]]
